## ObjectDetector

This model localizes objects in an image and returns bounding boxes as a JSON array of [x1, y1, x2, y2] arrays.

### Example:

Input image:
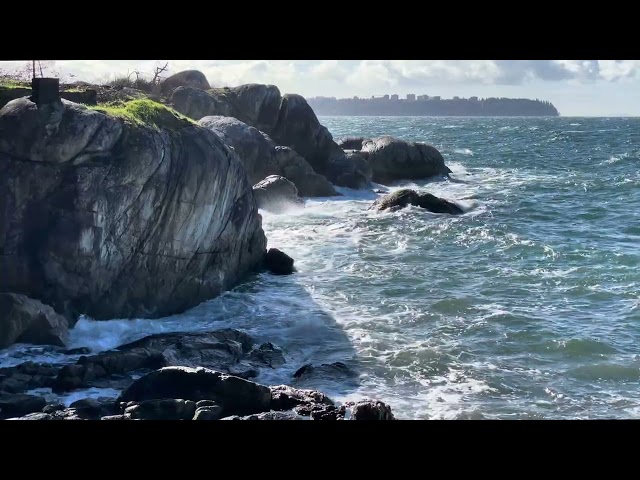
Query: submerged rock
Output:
[[252, 175, 303, 212], [0, 97, 266, 321], [292, 361, 358, 381], [0, 293, 69, 348], [374, 189, 463, 215], [264, 248, 295, 275]]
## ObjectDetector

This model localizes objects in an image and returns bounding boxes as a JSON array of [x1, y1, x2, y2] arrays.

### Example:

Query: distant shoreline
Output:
[[308, 96, 560, 117]]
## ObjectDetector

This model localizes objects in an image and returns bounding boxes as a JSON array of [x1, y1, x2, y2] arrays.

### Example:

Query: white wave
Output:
[[454, 148, 474, 156]]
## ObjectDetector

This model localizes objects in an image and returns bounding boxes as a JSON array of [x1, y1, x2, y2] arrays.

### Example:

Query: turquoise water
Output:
[[3, 116, 639, 419]]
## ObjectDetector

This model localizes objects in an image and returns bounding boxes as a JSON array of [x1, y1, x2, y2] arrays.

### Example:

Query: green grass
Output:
[[0, 80, 30, 90], [89, 99, 196, 130]]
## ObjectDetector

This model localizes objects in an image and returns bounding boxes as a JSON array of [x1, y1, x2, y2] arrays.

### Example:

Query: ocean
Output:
[[3, 116, 639, 419]]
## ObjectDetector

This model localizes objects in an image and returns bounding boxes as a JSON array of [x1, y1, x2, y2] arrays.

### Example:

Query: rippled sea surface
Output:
[[3, 116, 640, 419]]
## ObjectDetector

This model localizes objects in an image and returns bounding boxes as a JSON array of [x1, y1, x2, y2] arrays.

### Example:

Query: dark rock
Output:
[[359, 136, 451, 184], [348, 400, 395, 420], [227, 367, 259, 379], [119, 366, 272, 417], [0, 393, 47, 419], [247, 342, 285, 369], [310, 404, 346, 420], [124, 398, 197, 420], [64, 347, 91, 355], [292, 361, 358, 381], [0, 293, 69, 348], [193, 405, 223, 420], [0, 97, 266, 321], [170, 86, 235, 120], [270, 385, 334, 412], [0, 86, 96, 110], [52, 329, 272, 393], [195, 400, 220, 408], [374, 189, 463, 215], [160, 70, 210, 96], [264, 248, 294, 275], [252, 175, 302, 212], [68, 397, 117, 418]]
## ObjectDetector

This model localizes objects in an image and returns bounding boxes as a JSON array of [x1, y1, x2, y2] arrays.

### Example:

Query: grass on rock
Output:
[[90, 99, 196, 130]]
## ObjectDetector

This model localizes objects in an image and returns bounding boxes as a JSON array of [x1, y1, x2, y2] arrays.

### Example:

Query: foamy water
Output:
[[3, 116, 640, 419]]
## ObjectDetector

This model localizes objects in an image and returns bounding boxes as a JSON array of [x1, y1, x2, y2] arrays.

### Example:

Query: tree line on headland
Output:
[[307, 95, 560, 116]]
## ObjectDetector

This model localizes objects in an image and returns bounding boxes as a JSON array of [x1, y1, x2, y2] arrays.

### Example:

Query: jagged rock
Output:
[[373, 189, 463, 214], [7, 412, 54, 420], [160, 70, 210, 96], [0, 293, 69, 348], [0, 393, 47, 419], [270, 385, 334, 412], [337, 137, 366, 150], [101, 414, 130, 420], [0, 361, 59, 394], [348, 400, 395, 420], [264, 248, 294, 275], [0, 97, 266, 321], [124, 398, 197, 420], [42, 403, 66, 414], [356, 136, 451, 184], [52, 329, 270, 393], [247, 342, 285, 369], [253, 175, 302, 212], [119, 366, 272, 417]]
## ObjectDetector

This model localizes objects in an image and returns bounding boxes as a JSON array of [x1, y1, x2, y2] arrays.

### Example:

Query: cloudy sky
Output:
[[3, 60, 640, 116]]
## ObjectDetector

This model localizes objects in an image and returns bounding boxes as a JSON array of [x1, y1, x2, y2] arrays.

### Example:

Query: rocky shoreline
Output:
[[0, 70, 464, 420]]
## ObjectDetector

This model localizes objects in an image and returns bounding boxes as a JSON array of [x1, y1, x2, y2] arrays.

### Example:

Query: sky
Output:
[[2, 60, 640, 116]]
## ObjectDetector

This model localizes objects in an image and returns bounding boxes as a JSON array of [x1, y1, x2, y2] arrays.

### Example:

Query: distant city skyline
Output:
[[2, 60, 639, 116]]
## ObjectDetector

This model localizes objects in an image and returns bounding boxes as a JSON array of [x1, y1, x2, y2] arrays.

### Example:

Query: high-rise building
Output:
[[407, 94, 416, 101], [391, 94, 399, 101]]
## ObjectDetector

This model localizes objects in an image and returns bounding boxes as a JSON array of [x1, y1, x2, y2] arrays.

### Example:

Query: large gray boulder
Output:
[[199, 115, 337, 197], [160, 70, 210, 96], [199, 116, 280, 184], [252, 175, 302, 212], [360, 136, 451, 184], [326, 151, 373, 189], [0, 293, 69, 348], [171, 85, 345, 177], [0, 97, 266, 321]]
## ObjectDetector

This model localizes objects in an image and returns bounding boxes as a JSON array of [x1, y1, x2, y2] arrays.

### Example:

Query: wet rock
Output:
[[0, 393, 47, 419], [124, 399, 197, 420], [336, 137, 366, 151], [325, 151, 372, 189], [374, 189, 463, 214], [247, 343, 285, 369], [273, 146, 337, 197], [309, 404, 347, 420], [292, 361, 358, 381], [270, 385, 334, 412], [193, 405, 223, 420], [348, 400, 395, 420], [53, 329, 266, 393], [0, 293, 69, 348], [69, 397, 118, 418], [119, 366, 272, 417], [253, 175, 303, 212], [265, 248, 295, 275]]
